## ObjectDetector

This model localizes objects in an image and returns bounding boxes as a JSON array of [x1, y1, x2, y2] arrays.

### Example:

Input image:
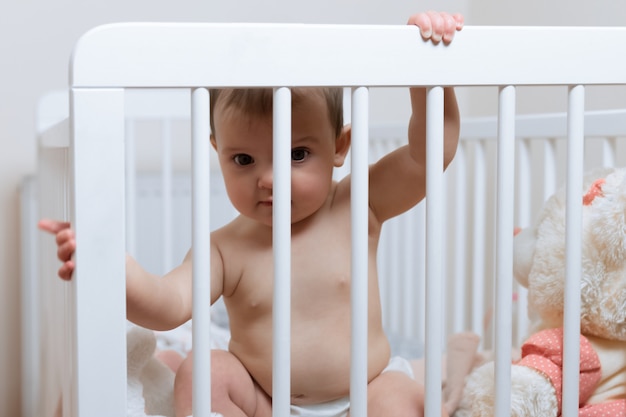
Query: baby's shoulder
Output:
[[211, 215, 271, 249], [210, 215, 243, 243], [322, 179, 352, 214]]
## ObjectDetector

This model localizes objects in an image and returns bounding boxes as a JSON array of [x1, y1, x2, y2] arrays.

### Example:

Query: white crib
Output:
[[24, 23, 626, 417]]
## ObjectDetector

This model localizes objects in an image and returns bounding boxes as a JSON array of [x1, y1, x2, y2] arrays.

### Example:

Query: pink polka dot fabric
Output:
[[516, 328, 626, 416], [579, 399, 626, 416]]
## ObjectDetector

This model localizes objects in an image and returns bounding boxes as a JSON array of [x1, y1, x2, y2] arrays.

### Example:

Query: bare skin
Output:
[[39, 11, 463, 417]]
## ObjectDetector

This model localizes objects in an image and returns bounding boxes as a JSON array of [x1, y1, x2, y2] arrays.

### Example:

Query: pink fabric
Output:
[[579, 399, 626, 416], [583, 178, 605, 205], [516, 328, 603, 415]]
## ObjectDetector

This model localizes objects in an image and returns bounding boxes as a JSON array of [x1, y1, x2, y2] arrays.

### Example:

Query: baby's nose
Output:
[[258, 167, 273, 189]]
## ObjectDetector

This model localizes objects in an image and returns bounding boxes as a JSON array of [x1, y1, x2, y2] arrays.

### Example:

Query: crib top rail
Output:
[[71, 23, 626, 88], [459, 109, 626, 140]]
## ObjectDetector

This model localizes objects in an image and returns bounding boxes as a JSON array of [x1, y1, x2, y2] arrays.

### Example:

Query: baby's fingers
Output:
[[54, 227, 75, 247], [58, 260, 75, 281], [38, 219, 71, 234], [38, 218, 76, 280], [57, 237, 76, 263], [408, 11, 464, 45], [441, 13, 464, 44], [407, 12, 435, 40]]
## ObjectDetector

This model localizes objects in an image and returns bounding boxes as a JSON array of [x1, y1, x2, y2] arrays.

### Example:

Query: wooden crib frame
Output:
[[27, 23, 626, 417]]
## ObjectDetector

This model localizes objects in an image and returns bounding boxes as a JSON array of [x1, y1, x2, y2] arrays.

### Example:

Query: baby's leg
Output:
[[174, 349, 272, 417], [155, 349, 185, 372], [364, 371, 448, 417]]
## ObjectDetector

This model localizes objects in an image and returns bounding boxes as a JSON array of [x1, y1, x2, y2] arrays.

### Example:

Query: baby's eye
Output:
[[291, 148, 309, 162], [233, 154, 254, 166]]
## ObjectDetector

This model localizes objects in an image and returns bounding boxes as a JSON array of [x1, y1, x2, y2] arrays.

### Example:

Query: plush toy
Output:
[[126, 313, 231, 417], [454, 167, 626, 417], [127, 325, 176, 417]]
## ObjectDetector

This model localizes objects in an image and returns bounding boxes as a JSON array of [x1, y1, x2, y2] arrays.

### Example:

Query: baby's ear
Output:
[[210, 134, 218, 151], [334, 124, 351, 167]]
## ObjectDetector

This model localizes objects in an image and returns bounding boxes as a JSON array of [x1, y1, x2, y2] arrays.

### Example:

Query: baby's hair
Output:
[[209, 87, 344, 139]]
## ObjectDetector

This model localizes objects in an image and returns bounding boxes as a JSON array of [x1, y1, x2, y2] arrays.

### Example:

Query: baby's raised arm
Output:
[[367, 11, 462, 223], [407, 11, 463, 174]]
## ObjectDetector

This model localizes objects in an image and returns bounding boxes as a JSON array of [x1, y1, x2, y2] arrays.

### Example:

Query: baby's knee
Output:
[[175, 350, 240, 389], [173, 355, 194, 417], [174, 350, 237, 416], [175, 353, 194, 383], [211, 350, 258, 395], [155, 349, 184, 372]]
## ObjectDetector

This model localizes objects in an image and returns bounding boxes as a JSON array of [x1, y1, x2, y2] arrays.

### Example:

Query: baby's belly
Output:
[[230, 327, 391, 405]]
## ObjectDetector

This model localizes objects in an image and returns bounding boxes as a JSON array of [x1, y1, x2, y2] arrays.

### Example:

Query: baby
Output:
[[40, 10, 464, 417]]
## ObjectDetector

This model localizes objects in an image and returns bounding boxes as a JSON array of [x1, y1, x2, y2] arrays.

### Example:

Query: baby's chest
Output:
[[240, 238, 352, 284], [230, 235, 353, 307]]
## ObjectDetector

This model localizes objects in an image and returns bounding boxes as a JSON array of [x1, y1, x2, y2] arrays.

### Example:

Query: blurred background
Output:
[[2, 0, 626, 414]]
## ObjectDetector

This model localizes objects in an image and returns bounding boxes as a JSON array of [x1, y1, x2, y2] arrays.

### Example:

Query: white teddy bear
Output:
[[127, 325, 176, 417], [455, 167, 626, 417]]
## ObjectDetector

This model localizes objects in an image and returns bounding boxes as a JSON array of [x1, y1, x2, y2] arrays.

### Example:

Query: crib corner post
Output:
[[69, 87, 127, 417]]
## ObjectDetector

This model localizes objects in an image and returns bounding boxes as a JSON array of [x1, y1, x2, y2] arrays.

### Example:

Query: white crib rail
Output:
[[32, 96, 626, 417], [40, 23, 626, 417], [20, 175, 39, 417], [34, 91, 71, 417]]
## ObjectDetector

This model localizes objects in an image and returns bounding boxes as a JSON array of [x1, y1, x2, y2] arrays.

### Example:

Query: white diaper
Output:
[[289, 356, 415, 417], [290, 396, 351, 417], [381, 355, 415, 379]]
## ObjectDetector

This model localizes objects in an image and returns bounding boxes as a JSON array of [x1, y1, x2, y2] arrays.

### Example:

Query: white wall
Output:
[[3, 1, 626, 415], [1, 1, 466, 415]]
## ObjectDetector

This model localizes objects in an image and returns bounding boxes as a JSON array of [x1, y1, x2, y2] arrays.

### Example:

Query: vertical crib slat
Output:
[[516, 138, 531, 226], [273, 87, 292, 417], [562, 85, 585, 417], [191, 87, 212, 417], [471, 141, 486, 342], [350, 86, 369, 416], [63, 147, 72, 417], [494, 85, 516, 417], [162, 119, 174, 272], [424, 86, 444, 417], [602, 137, 616, 168], [71, 88, 126, 417], [543, 138, 558, 200], [125, 121, 137, 256], [387, 212, 401, 336], [39, 143, 71, 417], [441, 172, 449, 339], [515, 138, 531, 346], [20, 177, 39, 417], [452, 145, 467, 333], [414, 203, 426, 345], [402, 205, 417, 339]]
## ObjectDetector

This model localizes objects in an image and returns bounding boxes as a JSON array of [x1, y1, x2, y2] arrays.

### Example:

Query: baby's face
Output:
[[211, 93, 344, 227]]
